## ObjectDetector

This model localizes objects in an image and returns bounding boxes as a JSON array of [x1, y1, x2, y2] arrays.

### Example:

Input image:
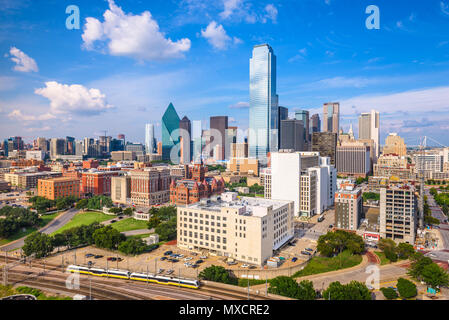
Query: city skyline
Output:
[[1, 0, 449, 147]]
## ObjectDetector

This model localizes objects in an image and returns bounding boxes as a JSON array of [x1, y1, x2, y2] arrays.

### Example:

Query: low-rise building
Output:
[[37, 177, 80, 200], [177, 192, 294, 266], [227, 157, 259, 176]]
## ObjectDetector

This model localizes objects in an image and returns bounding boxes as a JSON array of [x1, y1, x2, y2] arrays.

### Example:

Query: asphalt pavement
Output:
[[0, 208, 79, 252]]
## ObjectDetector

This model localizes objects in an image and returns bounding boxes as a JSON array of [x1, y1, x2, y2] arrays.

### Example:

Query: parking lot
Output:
[[0, 190, 31, 209]]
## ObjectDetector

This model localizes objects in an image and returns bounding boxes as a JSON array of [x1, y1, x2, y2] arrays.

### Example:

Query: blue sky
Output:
[[1, 0, 449, 147]]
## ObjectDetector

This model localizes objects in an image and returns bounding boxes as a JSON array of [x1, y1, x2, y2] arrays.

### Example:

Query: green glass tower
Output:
[[162, 102, 180, 162]]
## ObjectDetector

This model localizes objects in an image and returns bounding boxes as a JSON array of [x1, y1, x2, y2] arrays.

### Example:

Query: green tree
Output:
[[147, 215, 161, 229], [199, 265, 237, 285], [92, 226, 125, 250], [323, 281, 371, 300], [380, 287, 398, 300], [108, 207, 122, 214], [396, 278, 417, 299], [421, 263, 449, 290], [396, 243, 415, 259], [407, 254, 434, 281], [155, 218, 177, 241], [118, 238, 149, 255], [123, 208, 134, 216], [75, 199, 88, 210], [23, 232, 54, 258], [297, 280, 316, 300], [268, 276, 302, 299]]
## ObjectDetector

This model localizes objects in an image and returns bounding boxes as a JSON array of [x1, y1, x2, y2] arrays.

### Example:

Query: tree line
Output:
[[23, 222, 158, 258], [0, 206, 40, 238]]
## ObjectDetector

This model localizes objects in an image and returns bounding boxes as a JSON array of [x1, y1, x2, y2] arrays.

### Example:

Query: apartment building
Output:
[[335, 187, 363, 231], [4, 171, 62, 189], [177, 192, 294, 266], [336, 142, 371, 178], [380, 185, 418, 244]]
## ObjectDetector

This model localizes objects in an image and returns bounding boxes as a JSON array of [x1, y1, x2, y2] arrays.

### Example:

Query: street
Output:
[[0, 208, 79, 252]]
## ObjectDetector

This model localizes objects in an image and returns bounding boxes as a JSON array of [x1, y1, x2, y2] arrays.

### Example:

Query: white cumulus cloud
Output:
[[8, 47, 38, 72], [201, 21, 240, 50], [34, 81, 113, 116], [82, 0, 191, 61], [8, 109, 56, 121]]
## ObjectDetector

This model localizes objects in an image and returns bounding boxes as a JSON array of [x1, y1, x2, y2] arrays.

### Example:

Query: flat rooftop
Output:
[[185, 195, 291, 217]]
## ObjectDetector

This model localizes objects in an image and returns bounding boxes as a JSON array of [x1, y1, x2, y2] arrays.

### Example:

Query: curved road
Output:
[[0, 208, 79, 252]]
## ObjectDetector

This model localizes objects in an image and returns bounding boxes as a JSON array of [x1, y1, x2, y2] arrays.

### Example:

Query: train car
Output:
[[67, 265, 107, 277], [130, 272, 200, 289], [106, 268, 131, 279]]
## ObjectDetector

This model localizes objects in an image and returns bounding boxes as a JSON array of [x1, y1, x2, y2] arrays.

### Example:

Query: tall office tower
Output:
[[75, 141, 83, 157], [323, 102, 340, 135], [358, 110, 380, 159], [249, 44, 279, 162], [380, 184, 418, 244], [50, 138, 66, 158], [162, 103, 180, 162], [310, 114, 321, 133], [179, 116, 191, 164], [278, 106, 289, 147], [295, 110, 310, 149], [192, 120, 203, 163], [99, 136, 112, 157], [336, 141, 371, 178], [118, 134, 125, 142], [110, 138, 125, 152], [383, 133, 407, 157], [312, 132, 337, 165], [280, 119, 305, 151], [225, 126, 238, 160], [210, 116, 228, 161], [145, 123, 156, 154], [36, 137, 49, 152], [66, 136, 75, 155]]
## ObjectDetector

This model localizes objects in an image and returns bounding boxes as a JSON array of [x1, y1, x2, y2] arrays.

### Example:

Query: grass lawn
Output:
[[375, 251, 391, 265], [110, 218, 150, 233], [51, 211, 112, 235], [293, 250, 363, 278], [238, 278, 269, 287], [126, 233, 152, 240], [0, 212, 60, 246]]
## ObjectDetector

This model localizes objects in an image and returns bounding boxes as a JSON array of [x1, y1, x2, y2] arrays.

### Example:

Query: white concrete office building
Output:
[[177, 192, 294, 266]]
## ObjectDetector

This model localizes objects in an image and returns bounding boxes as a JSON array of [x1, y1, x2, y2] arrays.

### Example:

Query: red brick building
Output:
[[83, 159, 99, 169], [170, 164, 224, 205], [81, 170, 120, 196]]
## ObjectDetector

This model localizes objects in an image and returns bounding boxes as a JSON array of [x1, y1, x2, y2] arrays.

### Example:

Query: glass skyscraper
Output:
[[145, 123, 155, 154], [248, 44, 279, 162], [161, 103, 180, 162]]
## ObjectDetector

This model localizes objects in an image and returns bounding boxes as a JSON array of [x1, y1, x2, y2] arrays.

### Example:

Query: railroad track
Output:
[[2, 256, 282, 300], [1, 270, 152, 300]]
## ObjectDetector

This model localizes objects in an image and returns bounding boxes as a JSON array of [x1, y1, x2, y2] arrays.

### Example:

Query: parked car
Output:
[[166, 269, 174, 275], [107, 257, 116, 261], [160, 257, 167, 261], [177, 254, 184, 258], [164, 251, 173, 256], [191, 253, 197, 256], [190, 264, 199, 268], [227, 261, 237, 266], [195, 260, 204, 264], [85, 253, 94, 258], [118, 216, 124, 220], [249, 265, 256, 269], [94, 255, 103, 259], [305, 248, 314, 252], [168, 258, 179, 263], [301, 251, 311, 256], [158, 268, 164, 274], [110, 220, 116, 223], [292, 257, 298, 262], [241, 264, 249, 268], [200, 256, 207, 259], [184, 257, 193, 261]]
